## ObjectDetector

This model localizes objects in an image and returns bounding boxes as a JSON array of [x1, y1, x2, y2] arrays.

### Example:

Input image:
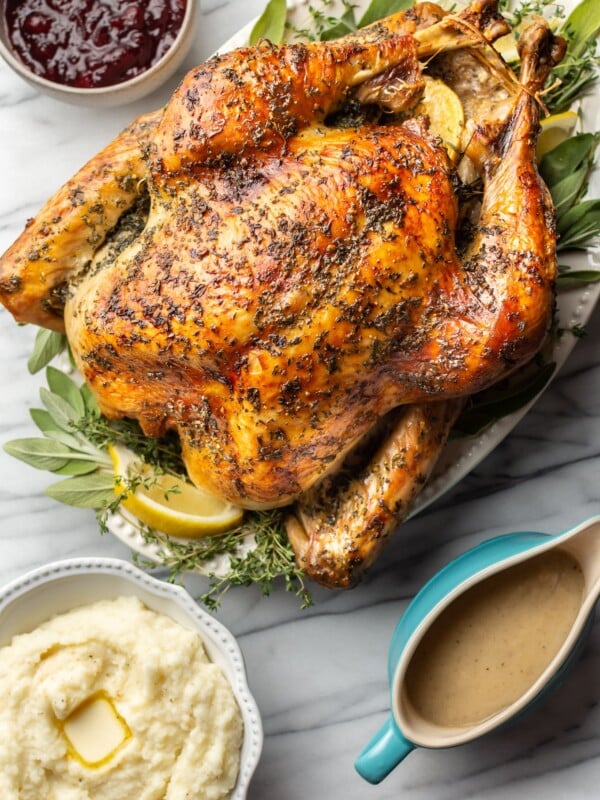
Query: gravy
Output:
[[404, 549, 584, 728]]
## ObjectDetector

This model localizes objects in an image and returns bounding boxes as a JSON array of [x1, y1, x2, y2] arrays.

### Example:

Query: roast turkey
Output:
[[0, 0, 565, 588]]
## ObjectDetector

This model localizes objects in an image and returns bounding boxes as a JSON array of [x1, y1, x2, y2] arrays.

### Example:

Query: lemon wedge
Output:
[[494, 32, 519, 64], [108, 444, 244, 538], [537, 111, 579, 160], [413, 77, 465, 161]]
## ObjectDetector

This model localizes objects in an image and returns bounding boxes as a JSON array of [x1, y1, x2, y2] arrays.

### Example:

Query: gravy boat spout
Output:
[[355, 515, 599, 784]]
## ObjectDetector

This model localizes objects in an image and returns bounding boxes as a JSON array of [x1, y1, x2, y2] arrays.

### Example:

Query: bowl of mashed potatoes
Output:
[[0, 557, 263, 799]]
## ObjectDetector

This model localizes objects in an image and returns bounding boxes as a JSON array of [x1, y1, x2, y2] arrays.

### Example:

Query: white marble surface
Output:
[[0, 1, 598, 797]]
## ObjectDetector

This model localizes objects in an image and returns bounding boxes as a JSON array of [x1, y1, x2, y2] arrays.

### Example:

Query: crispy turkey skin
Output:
[[0, 0, 565, 587]]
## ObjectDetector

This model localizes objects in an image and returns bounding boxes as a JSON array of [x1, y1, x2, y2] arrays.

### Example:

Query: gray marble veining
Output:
[[0, 1, 597, 797]]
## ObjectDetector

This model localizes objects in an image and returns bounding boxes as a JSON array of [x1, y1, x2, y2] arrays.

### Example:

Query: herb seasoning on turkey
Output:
[[0, 0, 568, 589]]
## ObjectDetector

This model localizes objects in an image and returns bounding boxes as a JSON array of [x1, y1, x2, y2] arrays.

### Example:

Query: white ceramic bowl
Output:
[[0, 556, 263, 799], [0, 0, 199, 106]]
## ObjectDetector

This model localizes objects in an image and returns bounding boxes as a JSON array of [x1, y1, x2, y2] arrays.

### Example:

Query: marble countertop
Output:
[[0, 1, 598, 797]]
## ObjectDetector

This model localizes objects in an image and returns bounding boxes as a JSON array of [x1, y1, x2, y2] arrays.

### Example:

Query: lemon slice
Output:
[[413, 77, 464, 161], [494, 32, 519, 64], [108, 444, 244, 538], [537, 111, 579, 160]]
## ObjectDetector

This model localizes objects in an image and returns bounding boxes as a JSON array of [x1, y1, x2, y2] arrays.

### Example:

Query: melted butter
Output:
[[405, 549, 584, 728], [59, 692, 132, 769]]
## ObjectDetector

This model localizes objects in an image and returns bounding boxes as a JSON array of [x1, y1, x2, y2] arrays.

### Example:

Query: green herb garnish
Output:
[[541, 133, 600, 259], [27, 328, 68, 374], [249, 0, 287, 45], [252, 0, 414, 44], [4, 365, 308, 609], [4, 367, 115, 507], [498, 0, 600, 113], [498, 0, 562, 30], [135, 512, 312, 610]]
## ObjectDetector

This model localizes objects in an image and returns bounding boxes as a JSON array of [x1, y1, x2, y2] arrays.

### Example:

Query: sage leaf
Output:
[[31, 405, 108, 459], [30, 408, 63, 436], [44, 429, 110, 462], [4, 436, 103, 468], [562, 0, 600, 59], [45, 472, 116, 509], [550, 165, 588, 218], [558, 222, 600, 250], [40, 387, 81, 431], [80, 383, 100, 414], [539, 133, 598, 188], [54, 461, 101, 477], [358, 0, 413, 28], [43, 429, 91, 452], [558, 269, 600, 288], [46, 366, 86, 418], [557, 198, 600, 235], [27, 328, 67, 375], [3, 438, 71, 472], [557, 199, 600, 249], [249, 0, 287, 45]]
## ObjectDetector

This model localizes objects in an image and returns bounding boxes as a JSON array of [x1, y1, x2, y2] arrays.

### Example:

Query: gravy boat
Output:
[[355, 515, 600, 784]]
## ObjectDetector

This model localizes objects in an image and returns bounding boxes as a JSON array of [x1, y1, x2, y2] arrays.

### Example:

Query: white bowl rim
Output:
[[0, 555, 263, 800], [0, 0, 197, 98]]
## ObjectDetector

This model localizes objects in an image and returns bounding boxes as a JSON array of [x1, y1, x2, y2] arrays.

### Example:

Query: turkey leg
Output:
[[154, 0, 509, 174], [286, 400, 463, 589], [0, 111, 160, 331]]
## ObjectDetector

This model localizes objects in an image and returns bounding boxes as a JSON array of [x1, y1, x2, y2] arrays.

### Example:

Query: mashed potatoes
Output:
[[0, 595, 243, 799]]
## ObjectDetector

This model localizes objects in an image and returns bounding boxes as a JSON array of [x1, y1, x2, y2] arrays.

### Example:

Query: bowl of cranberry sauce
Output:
[[0, 0, 198, 105]]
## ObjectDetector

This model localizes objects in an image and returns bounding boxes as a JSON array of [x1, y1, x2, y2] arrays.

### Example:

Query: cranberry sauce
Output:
[[4, 0, 187, 89]]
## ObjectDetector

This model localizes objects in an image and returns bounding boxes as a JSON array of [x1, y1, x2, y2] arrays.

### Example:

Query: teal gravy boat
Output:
[[355, 515, 600, 784]]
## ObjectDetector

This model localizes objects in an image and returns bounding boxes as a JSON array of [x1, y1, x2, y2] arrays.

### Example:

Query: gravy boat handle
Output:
[[354, 716, 415, 783]]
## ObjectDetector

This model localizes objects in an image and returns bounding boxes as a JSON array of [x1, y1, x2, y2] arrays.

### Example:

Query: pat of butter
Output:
[[62, 694, 131, 767]]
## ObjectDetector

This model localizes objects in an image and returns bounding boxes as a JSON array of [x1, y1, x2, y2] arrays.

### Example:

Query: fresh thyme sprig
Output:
[[299, 0, 361, 41], [132, 510, 312, 611], [251, 0, 414, 44], [75, 414, 186, 477], [498, 0, 564, 30], [544, 36, 600, 113]]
